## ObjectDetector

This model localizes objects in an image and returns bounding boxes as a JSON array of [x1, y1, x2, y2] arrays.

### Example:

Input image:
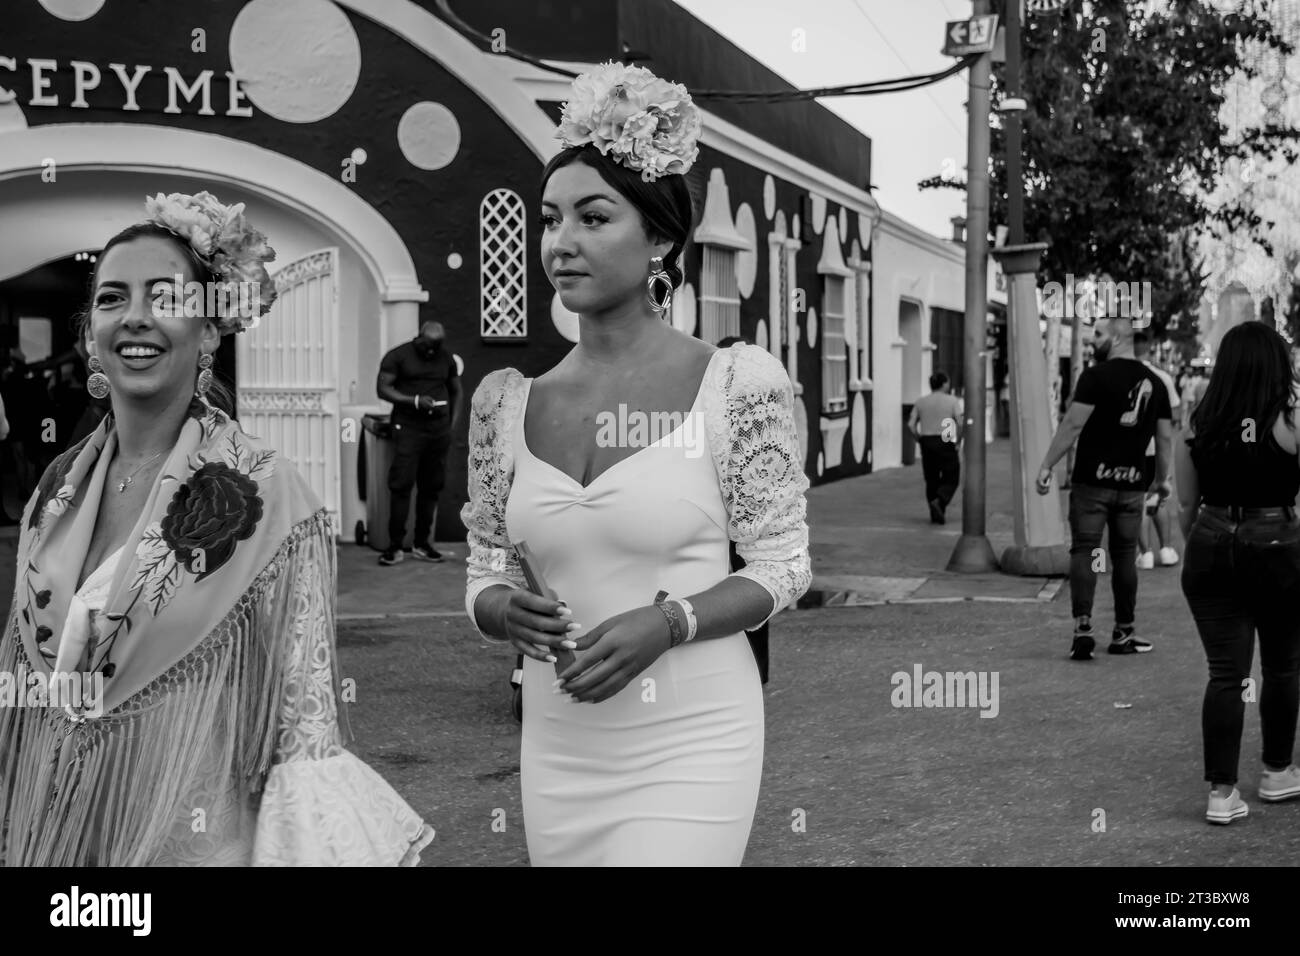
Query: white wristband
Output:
[[674, 598, 697, 642]]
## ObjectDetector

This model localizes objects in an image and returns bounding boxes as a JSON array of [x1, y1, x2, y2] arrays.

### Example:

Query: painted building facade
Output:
[[1, 0, 899, 541]]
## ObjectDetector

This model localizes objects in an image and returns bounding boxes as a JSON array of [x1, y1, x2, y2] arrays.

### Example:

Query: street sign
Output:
[[943, 15, 1000, 57]]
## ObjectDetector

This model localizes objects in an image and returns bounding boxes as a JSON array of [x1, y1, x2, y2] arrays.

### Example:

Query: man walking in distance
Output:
[[1035, 316, 1173, 661], [375, 321, 461, 566], [1133, 330, 1181, 569], [908, 372, 964, 524]]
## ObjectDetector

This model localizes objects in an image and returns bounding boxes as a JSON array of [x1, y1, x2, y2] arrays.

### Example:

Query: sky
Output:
[[674, 0, 975, 239]]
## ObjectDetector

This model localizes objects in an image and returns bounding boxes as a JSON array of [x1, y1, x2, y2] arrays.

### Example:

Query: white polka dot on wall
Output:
[[39, 0, 105, 20], [351, 147, 368, 165], [851, 393, 867, 462], [0, 101, 28, 134], [398, 102, 461, 171], [446, 253, 463, 270], [763, 176, 776, 221], [230, 0, 361, 124], [734, 203, 757, 299], [551, 292, 580, 343]]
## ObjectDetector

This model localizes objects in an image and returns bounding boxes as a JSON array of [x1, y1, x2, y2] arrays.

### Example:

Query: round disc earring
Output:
[[87, 355, 110, 399], [196, 352, 214, 397]]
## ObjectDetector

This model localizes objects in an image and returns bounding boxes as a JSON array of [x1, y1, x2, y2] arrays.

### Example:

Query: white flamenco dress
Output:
[[462, 344, 810, 866], [52, 544, 434, 866]]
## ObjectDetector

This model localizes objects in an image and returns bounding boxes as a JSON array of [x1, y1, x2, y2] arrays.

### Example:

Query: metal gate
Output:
[[236, 247, 341, 536]]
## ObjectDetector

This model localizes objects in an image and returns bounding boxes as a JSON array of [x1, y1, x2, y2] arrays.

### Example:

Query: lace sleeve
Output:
[[251, 522, 434, 866], [459, 368, 528, 640], [707, 344, 811, 626]]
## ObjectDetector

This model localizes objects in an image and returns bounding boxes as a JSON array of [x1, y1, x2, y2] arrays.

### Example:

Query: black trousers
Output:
[[387, 420, 451, 550], [1181, 509, 1300, 786], [918, 435, 960, 510]]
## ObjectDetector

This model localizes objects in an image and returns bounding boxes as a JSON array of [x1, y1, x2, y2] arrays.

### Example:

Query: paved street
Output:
[[5, 437, 1298, 865], [331, 437, 1300, 866]]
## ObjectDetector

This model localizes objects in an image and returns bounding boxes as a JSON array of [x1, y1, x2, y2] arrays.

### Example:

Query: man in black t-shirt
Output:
[[1036, 317, 1173, 661], [375, 321, 462, 565]]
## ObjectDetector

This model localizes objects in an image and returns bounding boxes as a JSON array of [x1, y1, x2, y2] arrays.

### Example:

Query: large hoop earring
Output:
[[87, 355, 110, 399], [646, 256, 674, 316], [196, 352, 214, 397]]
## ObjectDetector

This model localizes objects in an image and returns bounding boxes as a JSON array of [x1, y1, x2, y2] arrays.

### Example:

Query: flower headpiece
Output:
[[142, 191, 277, 334], [555, 62, 701, 183]]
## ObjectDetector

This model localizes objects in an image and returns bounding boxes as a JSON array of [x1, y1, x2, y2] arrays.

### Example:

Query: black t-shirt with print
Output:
[[1070, 357, 1172, 490]]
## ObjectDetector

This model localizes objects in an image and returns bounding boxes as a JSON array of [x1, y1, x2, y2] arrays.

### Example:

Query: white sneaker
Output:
[[1158, 547, 1180, 566], [1136, 551, 1155, 569], [1206, 788, 1249, 824], [1259, 765, 1300, 802]]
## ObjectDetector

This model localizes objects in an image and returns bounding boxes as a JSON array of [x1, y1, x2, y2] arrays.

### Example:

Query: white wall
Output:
[[870, 210, 965, 469]]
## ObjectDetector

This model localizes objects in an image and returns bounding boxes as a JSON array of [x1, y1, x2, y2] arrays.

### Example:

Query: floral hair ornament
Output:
[[555, 61, 702, 183], [142, 190, 278, 334]]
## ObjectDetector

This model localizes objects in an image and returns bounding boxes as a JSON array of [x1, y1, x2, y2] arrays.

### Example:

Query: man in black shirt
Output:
[[375, 321, 461, 565], [1036, 317, 1173, 660]]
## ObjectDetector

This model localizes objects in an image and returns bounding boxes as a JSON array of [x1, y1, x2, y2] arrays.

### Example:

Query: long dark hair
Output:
[[1189, 321, 1298, 456], [539, 144, 694, 290], [77, 222, 237, 416]]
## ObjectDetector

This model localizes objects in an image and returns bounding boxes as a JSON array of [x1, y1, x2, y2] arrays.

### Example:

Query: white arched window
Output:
[[480, 188, 527, 338]]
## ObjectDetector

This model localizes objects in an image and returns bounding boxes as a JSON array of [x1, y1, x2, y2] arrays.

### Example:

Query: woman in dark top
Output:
[[1176, 322, 1300, 825]]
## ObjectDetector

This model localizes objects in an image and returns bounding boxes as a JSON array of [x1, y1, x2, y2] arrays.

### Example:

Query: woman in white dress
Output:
[[462, 64, 810, 866]]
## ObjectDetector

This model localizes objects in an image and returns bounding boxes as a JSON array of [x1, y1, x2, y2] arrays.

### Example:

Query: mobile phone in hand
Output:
[[515, 541, 576, 674]]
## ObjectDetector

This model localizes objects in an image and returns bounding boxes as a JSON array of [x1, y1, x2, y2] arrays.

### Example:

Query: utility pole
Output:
[[948, 0, 999, 573], [991, 0, 1069, 575]]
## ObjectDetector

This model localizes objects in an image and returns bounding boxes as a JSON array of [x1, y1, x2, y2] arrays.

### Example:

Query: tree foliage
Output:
[[925, 0, 1298, 339]]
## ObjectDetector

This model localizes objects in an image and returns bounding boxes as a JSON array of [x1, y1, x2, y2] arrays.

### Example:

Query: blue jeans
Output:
[[1068, 483, 1144, 624], [1181, 509, 1300, 785]]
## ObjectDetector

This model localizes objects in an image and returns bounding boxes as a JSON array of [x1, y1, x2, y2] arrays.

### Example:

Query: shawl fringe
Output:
[[1, 509, 334, 866]]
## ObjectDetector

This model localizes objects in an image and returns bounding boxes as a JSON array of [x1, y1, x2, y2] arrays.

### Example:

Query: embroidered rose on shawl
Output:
[[131, 436, 274, 614], [488, 547, 510, 573], [161, 462, 263, 581]]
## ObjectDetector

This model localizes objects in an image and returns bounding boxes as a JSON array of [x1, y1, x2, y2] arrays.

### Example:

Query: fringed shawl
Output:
[[1, 400, 433, 866]]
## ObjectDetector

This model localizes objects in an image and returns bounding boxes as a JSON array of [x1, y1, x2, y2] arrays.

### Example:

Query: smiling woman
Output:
[[0, 192, 434, 866]]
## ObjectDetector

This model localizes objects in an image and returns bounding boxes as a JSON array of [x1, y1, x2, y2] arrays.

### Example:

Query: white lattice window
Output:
[[822, 276, 848, 412], [480, 188, 527, 338], [700, 246, 741, 344]]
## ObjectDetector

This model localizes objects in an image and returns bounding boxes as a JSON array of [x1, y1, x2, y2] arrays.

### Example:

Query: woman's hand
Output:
[[501, 589, 579, 663], [557, 606, 672, 704]]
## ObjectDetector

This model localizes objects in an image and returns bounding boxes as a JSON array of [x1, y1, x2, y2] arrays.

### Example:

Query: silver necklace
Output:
[[115, 451, 164, 493]]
